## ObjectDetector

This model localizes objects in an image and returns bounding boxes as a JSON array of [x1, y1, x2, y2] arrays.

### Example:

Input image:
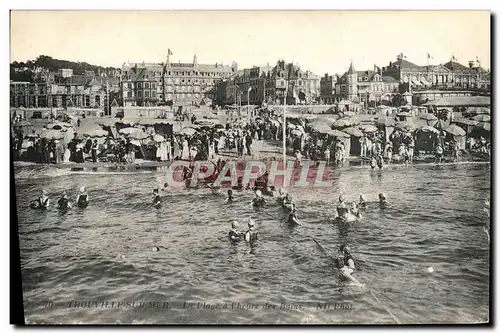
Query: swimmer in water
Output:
[[225, 189, 235, 203], [336, 195, 349, 220], [277, 189, 286, 205], [33, 190, 50, 210], [228, 221, 243, 242], [358, 194, 366, 208], [207, 182, 221, 195], [152, 188, 161, 206], [349, 202, 361, 219], [57, 191, 72, 210], [379, 193, 388, 207], [252, 190, 266, 207], [76, 187, 89, 208], [336, 245, 360, 283], [370, 156, 377, 170], [162, 183, 169, 192], [287, 204, 301, 225], [244, 219, 258, 244]]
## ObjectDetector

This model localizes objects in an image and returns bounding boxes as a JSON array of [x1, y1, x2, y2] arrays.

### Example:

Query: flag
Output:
[[427, 53, 433, 59], [451, 55, 457, 61], [168, 49, 173, 56]]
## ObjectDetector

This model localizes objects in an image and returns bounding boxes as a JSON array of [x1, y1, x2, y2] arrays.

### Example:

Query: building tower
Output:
[[345, 61, 358, 102], [193, 53, 198, 69]]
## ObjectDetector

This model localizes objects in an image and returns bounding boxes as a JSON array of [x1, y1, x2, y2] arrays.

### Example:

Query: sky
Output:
[[10, 11, 491, 75]]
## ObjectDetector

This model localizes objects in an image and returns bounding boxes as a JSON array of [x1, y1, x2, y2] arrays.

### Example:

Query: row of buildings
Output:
[[10, 53, 491, 113]]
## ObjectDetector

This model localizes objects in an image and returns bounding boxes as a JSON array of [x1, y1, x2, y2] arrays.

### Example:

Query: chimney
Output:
[[389, 61, 392, 67], [468, 61, 475, 69]]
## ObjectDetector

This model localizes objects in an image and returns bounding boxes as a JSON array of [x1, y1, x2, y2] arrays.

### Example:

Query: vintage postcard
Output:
[[10, 10, 491, 325]]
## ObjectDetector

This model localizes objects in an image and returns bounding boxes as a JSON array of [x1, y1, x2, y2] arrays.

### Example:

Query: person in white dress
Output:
[[181, 138, 190, 160]]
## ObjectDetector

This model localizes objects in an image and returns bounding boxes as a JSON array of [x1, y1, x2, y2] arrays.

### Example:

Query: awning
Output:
[[420, 78, 430, 86], [412, 80, 421, 86]]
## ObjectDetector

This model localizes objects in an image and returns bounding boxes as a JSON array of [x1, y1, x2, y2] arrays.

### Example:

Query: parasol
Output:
[[328, 129, 350, 138], [471, 114, 490, 122], [40, 129, 64, 140], [475, 122, 491, 132], [310, 122, 332, 134], [98, 118, 121, 127], [129, 131, 150, 140], [362, 125, 378, 133], [119, 127, 142, 135], [84, 128, 109, 138], [453, 118, 478, 126], [287, 123, 297, 129], [396, 112, 413, 117], [443, 124, 466, 136], [342, 111, 356, 117], [416, 125, 439, 134], [117, 118, 137, 126], [153, 134, 165, 142], [332, 118, 352, 128], [420, 114, 438, 121], [395, 122, 416, 131], [180, 127, 197, 136], [376, 116, 395, 127], [290, 129, 302, 137], [342, 127, 364, 137], [13, 120, 32, 127], [308, 118, 336, 127]]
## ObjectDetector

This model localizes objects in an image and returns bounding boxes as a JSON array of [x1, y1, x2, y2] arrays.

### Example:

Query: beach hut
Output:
[[342, 127, 363, 156]]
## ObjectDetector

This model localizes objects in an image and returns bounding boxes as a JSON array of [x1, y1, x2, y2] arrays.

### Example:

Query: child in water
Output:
[[370, 156, 377, 170], [379, 193, 388, 207], [225, 189, 234, 203], [152, 188, 161, 207], [76, 187, 88, 208], [244, 219, 258, 244], [57, 191, 72, 210], [228, 221, 243, 242]]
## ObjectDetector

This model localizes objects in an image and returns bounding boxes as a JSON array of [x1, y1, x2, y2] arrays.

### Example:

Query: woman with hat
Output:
[[57, 191, 72, 210]]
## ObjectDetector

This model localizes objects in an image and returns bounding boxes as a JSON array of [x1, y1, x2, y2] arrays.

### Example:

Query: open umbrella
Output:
[[290, 129, 302, 137], [153, 134, 165, 142], [342, 127, 363, 137], [117, 118, 137, 126], [40, 129, 64, 140], [342, 111, 356, 117], [180, 127, 197, 136], [376, 116, 395, 127], [287, 123, 297, 129], [430, 119, 448, 129], [119, 127, 141, 135], [309, 118, 336, 127], [471, 114, 490, 122], [347, 117, 361, 125], [332, 118, 352, 128], [417, 125, 439, 134], [47, 122, 72, 129], [328, 129, 350, 138], [84, 128, 109, 138], [129, 131, 150, 140], [395, 122, 416, 132], [396, 111, 412, 117], [467, 107, 490, 115], [475, 122, 491, 132], [310, 122, 331, 132], [362, 125, 378, 133], [453, 118, 478, 126], [444, 124, 466, 136], [421, 114, 438, 121], [13, 120, 32, 127], [98, 118, 120, 127]]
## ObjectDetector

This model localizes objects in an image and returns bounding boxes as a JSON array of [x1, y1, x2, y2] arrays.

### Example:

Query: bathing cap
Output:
[[379, 193, 386, 200], [248, 219, 255, 227], [339, 195, 345, 202], [255, 190, 262, 196], [359, 194, 365, 200], [232, 221, 239, 228], [80, 186, 86, 193]]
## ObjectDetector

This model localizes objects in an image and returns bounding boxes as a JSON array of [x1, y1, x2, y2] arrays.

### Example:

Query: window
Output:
[[168, 71, 171, 75], [128, 83, 132, 89], [152, 91, 156, 98], [138, 82, 143, 89], [152, 83, 156, 89], [138, 91, 142, 98], [145, 83, 150, 89], [145, 91, 150, 98], [127, 91, 132, 98]]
